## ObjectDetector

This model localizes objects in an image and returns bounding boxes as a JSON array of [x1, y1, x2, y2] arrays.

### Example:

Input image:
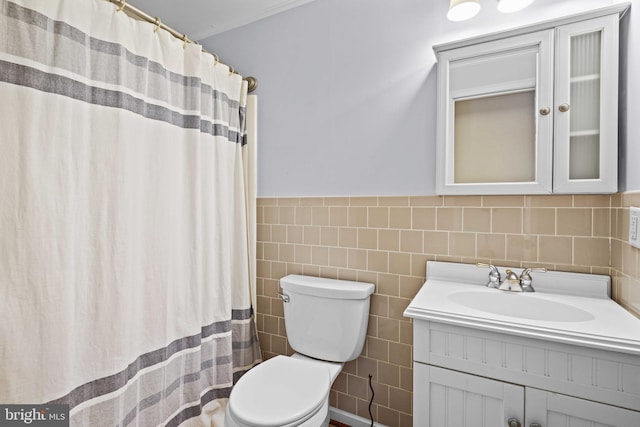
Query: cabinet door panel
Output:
[[436, 30, 554, 195], [414, 364, 525, 427], [526, 387, 640, 427], [553, 15, 619, 193]]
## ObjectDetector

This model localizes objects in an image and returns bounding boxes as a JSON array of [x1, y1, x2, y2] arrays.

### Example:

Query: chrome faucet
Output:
[[477, 263, 547, 292], [476, 263, 501, 288], [518, 267, 547, 292], [499, 269, 522, 292]]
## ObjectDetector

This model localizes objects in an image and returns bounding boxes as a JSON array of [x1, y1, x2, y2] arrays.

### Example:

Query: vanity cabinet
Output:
[[416, 364, 640, 427], [435, 6, 627, 195], [411, 320, 640, 427], [405, 261, 640, 427]]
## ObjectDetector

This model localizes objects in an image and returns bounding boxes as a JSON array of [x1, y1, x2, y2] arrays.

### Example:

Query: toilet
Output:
[[225, 274, 375, 427]]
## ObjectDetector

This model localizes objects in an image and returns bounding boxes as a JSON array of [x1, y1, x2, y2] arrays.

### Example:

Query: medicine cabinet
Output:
[[435, 5, 628, 195]]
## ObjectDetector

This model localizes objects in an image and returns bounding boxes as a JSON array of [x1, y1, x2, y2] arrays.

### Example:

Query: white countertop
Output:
[[404, 262, 640, 356]]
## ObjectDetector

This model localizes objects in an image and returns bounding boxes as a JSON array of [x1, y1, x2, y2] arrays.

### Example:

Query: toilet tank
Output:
[[279, 275, 375, 362]]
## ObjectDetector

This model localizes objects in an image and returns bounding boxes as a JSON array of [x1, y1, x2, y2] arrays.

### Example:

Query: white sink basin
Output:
[[448, 290, 595, 322], [404, 261, 640, 356]]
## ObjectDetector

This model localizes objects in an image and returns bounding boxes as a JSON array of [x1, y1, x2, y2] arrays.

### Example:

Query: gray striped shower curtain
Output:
[[0, 0, 262, 425]]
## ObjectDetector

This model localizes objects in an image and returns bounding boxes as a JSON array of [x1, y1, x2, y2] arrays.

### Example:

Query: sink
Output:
[[448, 290, 595, 322], [405, 261, 640, 424], [405, 261, 640, 356]]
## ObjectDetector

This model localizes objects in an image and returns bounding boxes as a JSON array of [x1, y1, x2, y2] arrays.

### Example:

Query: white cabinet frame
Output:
[[434, 5, 628, 195]]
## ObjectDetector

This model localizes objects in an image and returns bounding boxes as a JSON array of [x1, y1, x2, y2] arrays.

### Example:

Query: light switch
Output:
[[630, 207, 640, 249]]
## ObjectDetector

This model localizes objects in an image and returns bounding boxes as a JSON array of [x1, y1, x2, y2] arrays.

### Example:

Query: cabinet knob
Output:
[[507, 418, 522, 427], [558, 103, 570, 112], [539, 107, 551, 116]]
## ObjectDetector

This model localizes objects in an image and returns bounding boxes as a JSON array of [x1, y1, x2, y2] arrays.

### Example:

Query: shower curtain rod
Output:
[[107, 0, 258, 93]]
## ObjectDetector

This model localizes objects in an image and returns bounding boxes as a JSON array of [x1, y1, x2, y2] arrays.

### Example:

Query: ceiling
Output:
[[127, 0, 315, 42]]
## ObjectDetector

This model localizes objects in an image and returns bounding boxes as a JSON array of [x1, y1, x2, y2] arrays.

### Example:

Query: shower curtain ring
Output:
[[153, 17, 161, 32], [117, 0, 126, 12], [182, 34, 189, 48], [212, 53, 219, 66], [228, 65, 235, 76]]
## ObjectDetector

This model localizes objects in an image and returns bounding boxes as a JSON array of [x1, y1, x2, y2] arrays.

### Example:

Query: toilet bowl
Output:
[[225, 354, 342, 427], [225, 275, 374, 427]]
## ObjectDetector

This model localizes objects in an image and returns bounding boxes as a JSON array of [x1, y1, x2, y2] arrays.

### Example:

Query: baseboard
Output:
[[329, 407, 387, 427]]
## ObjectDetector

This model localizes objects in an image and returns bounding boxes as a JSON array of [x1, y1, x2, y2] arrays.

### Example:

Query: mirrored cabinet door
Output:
[[453, 90, 536, 184], [553, 15, 619, 193], [436, 31, 554, 195]]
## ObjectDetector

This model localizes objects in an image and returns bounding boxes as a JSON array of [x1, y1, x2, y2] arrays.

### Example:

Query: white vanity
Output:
[[404, 261, 640, 427]]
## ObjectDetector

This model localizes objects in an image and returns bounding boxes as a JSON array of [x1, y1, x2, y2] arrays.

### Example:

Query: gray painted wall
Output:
[[202, 0, 640, 196]]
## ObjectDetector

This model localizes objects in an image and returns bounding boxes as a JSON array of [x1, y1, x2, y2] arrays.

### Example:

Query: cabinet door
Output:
[[526, 387, 640, 427], [436, 30, 554, 195], [553, 15, 619, 193], [414, 363, 525, 427]]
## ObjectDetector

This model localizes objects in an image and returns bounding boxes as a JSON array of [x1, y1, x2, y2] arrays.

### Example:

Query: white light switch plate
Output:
[[630, 207, 640, 249]]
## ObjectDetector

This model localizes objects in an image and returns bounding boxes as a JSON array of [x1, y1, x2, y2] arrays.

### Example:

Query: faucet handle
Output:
[[520, 267, 546, 292], [476, 262, 501, 288]]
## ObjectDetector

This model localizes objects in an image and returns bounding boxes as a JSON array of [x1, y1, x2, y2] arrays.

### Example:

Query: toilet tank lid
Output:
[[280, 275, 374, 299]]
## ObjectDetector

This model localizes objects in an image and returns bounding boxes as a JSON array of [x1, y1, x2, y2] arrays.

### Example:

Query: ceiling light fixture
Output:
[[447, 0, 481, 22], [497, 0, 535, 14], [447, 0, 536, 21]]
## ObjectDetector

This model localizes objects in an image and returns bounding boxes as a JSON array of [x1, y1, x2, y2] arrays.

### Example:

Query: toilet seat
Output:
[[227, 355, 331, 427]]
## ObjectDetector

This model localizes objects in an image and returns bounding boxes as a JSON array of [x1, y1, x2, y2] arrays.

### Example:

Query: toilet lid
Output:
[[228, 355, 330, 427]]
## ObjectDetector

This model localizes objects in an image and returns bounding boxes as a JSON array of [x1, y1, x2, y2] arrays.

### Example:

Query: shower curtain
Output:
[[0, 0, 261, 425]]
